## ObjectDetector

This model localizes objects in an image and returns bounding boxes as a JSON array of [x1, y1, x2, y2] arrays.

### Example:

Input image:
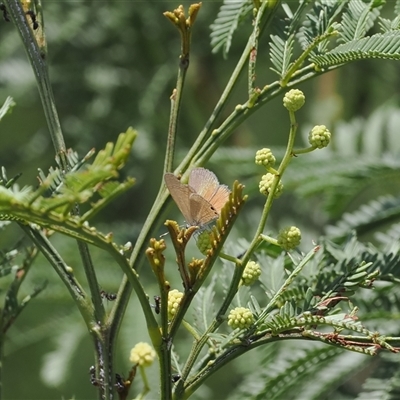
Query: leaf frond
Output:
[[310, 31, 400, 68], [378, 14, 400, 33], [356, 353, 400, 400], [269, 34, 295, 77], [210, 0, 253, 58], [193, 275, 216, 332], [339, 0, 381, 43], [326, 195, 400, 239], [0, 96, 16, 121], [297, 0, 346, 53], [269, 0, 311, 77], [252, 346, 344, 400]]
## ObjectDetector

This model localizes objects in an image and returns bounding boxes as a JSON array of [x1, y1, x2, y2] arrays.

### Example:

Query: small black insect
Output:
[[26, 10, 38, 30], [154, 295, 161, 314], [0, 3, 10, 22], [100, 290, 117, 301], [114, 373, 125, 393], [172, 374, 181, 383], [114, 366, 136, 396]]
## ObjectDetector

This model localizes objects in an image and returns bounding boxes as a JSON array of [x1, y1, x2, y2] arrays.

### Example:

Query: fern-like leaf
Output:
[[269, 0, 311, 77], [193, 275, 216, 331], [0, 96, 16, 121], [252, 346, 344, 400], [297, 0, 346, 53], [37, 148, 95, 196], [210, 0, 253, 58], [379, 14, 400, 33], [269, 34, 295, 76], [310, 31, 400, 68], [326, 195, 400, 239], [355, 353, 400, 400], [339, 0, 381, 43]]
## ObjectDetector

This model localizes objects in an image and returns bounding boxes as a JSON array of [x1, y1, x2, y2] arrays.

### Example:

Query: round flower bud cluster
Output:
[[196, 230, 212, 255], [308, 125, 331, 149], [277, 226, 301, 251], [259, 173, 283, 198], [129, 342, 156, 367], [228, 307, 254, 330], [283, 89, 305, 112], [241, 261, 261, 286], [168, 289, 184, 320], [255, 148, 276, 168]]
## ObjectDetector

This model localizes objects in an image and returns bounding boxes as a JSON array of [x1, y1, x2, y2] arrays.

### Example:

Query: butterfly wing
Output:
[[189, 168, 220, 200], [207, 184, 230, 213], [165, 168, 230, 226], [164, 173, 196, 225], [189, 193, 219, 226], [189, 168, 230, 213]]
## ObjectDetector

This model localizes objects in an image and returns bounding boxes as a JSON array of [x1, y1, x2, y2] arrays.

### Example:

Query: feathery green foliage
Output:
[[0, 96, 15, 121], [1, 0, 400, 399], [210, 0, 253, 58]]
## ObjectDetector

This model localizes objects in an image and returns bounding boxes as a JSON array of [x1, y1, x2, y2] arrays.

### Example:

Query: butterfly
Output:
[[164, 168, 230, 228]]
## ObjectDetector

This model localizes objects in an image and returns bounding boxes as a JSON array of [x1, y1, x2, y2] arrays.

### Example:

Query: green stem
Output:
[[176, 0, 283, 174], [138, 365, 151, 399], [218, 251, 241, 264], [260, 234, 279, 246], [4, 0, 67, 169], [160, 48, 193, 395], [281, 30, 339, 86], [20, 226, 94, 323], [217, 108, 298, 306], [195, 81, 282, 164], [257, 245, 319, 323], [1, 246, 39, 333], [248, 3, 265, 95], [95, 331, 113, 400], [108, 187, 169, 355], [164, 54, 189, 174], [176, 322, 216, 390], [176, 103, 300, 398], [4, 5, 109, 389], [77, 240, 105, 323]]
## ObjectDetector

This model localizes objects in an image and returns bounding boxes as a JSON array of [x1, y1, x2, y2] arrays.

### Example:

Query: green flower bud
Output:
[[277, 226, 301, 251], [241, 261, 261, 286], [228, 307, 254, 330], [196, 230, 212, 255], [259, 173, 283, 198], [129, 342, 156, 367], [168, 289, 184, 320], [283, 89, 305, 112], [255, 148, 276, 168], [308, 125, 331, 149]]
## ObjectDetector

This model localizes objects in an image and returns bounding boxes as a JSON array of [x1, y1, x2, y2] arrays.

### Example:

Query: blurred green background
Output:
[[1, 1, 400, 399]]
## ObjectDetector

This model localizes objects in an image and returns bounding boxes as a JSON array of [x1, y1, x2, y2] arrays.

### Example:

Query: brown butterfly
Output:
[[164, 168, 230, 227]]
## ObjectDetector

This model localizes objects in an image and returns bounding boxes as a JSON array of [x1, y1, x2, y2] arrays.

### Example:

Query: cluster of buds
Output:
[[255, 148, 276, 169], [259, 173, 284, 198], [196, 230, 212, 255], [228, 307, 254, 330], [241, 261, 261, 286], [129, 342, 156, 367], [283, 89, 305, 112], [308, 125, 331, 149], [168, 289, 184, 321], [277, 226, 302, 251]]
